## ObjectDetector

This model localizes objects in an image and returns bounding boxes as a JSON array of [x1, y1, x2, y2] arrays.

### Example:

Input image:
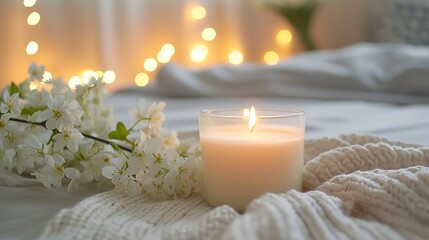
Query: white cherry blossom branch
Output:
[[7, 115, 133, 153]]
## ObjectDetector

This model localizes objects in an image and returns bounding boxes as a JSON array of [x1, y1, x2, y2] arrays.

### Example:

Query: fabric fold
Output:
[[153, 44, 429, 103], [38, 134, 429, 240]]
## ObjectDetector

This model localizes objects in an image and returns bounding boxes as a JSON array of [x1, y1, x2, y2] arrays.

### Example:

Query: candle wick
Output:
[[250, 125, 255, 133]]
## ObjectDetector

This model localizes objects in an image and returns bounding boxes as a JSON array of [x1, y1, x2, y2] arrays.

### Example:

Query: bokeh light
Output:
[[277, 30, 292, 44], [201, 28, 216, 41], [27, 12, 40, 25], [157, 51, 171, 63], [68, 76, 81, 89], [42, 71, 52, 82], [190, 45, 208, 62], [228, 51, 243, 65], [26, 41, 38, 55], [135, 73, 149, 87], [29, 83, 38, 90], [264, 51, 279, 65], [82, 70, 97, 84], [161, 43, 175, 56], [191, 6, 206, 19], [23, 0, 37, 7], [95, 71, 104, 78], [103, 70, 116, 84], [144, 58, 158, 72]]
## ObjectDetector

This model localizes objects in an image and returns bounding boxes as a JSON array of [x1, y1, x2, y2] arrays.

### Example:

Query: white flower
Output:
[[1, 90, 23, 115], [142, 172, 176, 199], [0, 113, 11, 136], [18, 135, 54, 167], [125, 131, 149, 177], [39, 96, 74, 131], [146, 102, 166, 134], [26, 89, 51, 108], [127, 130, 147, 162], [175, 156, 202, 196], [79, 140, 105, 160], [80, 145, 115, 183], [31, 154, 65, 188], [141, 137, 180, 198], [67, 100, 84, 126], [77, 143, 112, 183], [177, 141, 200, 159], [163, 130, 180, 149], [102, 156, 142, 195], [52, 128, 84, 153], [28, 62, 45, 81], [114, 177, 142, 196], [130, 99, 148, 121], [24, 123, 52, 144], [50, 78, 72, 97], [144, 138, 177, 173], [81, 156, 106, 182], [130, 100, 166, 135], [0, 141, 15, 172], [0, 62, 208, 198], [14, 154, 34, 174], [2, 127, 26, 151], [64, 168, 81, 191]]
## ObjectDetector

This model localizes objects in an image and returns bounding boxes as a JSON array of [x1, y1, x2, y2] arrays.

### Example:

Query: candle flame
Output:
[[243, 108, 249, 117], [249, 106, 256, 132]]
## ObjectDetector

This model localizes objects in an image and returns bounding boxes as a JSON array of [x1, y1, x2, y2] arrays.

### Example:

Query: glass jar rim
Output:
[[199, 108, 305, 119]]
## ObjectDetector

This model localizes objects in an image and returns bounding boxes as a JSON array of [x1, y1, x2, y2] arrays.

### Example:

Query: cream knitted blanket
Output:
[[38, 134, 429, 240]]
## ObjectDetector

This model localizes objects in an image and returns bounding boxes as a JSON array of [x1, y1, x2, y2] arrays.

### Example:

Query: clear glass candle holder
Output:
[[199, 108, 305, 212]]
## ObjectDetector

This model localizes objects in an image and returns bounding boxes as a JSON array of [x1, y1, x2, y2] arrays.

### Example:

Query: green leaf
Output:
[[9, 83, 20, 95], [109, 142, 120, 152], [21, 106, 47, 116], [108, 122, 129, 140]]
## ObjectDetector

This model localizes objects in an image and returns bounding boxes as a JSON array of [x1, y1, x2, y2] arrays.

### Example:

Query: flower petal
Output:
[[102, 166, 116, 179]]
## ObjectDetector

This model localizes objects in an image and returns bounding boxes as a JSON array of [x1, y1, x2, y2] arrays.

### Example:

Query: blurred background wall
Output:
[[0, 0, 419, 91]]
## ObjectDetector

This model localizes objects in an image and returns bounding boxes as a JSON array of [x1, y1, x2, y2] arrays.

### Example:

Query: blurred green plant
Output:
[[262, 0, 324, 51]]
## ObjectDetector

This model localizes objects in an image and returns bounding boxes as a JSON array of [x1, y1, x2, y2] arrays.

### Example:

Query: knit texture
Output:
[[38, 134, 429, 240]]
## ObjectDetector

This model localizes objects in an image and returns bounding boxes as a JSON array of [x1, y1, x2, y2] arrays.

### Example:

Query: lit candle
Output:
[[199, 107, 305, 212]]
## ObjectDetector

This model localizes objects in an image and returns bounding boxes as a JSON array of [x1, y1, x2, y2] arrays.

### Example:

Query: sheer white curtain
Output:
[[0, 0, 368, 90]]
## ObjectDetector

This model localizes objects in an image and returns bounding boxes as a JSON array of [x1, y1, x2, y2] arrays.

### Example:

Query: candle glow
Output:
[[200, 108, 305, 211], [249, 106, 256, 132]]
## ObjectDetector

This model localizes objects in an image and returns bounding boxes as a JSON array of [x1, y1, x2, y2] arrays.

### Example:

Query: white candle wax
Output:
[[200, 124, 304, 212]]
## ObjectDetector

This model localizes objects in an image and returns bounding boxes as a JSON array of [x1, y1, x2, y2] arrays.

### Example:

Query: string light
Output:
[[144, 58, 158, 72], [161, 43, 175, 56], [264, 51, 279, 65], [26, 41, 38, 55], [228, 51, 243, 65], [135, 73, 149, 87], [42, 71, 52, 82], [23, 0, 37, 7], [95, 71, 104, 78], [190, 45, 208, 62], [20, 0, 294, 88], [103, 70, 116, 84], [82, 70, 97, 84], [29, 83, 38, 90], [157, 51, 171, 63], [277, 30, 292, 44], [27, 12, 40, 26], [201, 28, 216, 41], [68, 76, 81, 89], [191, 6, 206, 19]]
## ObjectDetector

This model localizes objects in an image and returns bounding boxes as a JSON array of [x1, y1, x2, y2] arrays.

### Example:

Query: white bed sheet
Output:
[[109, 93, 429, 145], [1, 92, 428, 240]]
